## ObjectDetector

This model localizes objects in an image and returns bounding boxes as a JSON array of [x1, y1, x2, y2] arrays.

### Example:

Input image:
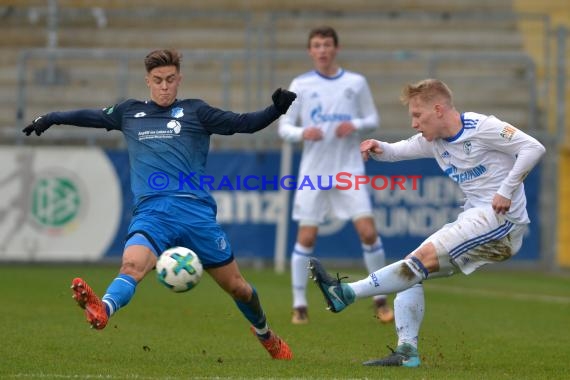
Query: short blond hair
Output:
[[400, 78, 454, 107]]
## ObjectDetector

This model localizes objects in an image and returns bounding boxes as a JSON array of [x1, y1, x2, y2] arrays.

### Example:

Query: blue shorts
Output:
[[127, 195, 233, 269]]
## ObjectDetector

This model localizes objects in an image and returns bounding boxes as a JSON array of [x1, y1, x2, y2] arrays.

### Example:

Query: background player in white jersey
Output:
[[278, 26, 393, 325], [309, 78, 545, 367]]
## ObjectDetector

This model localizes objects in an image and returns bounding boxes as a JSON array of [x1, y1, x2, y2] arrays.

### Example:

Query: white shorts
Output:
[[423, 206, 525, 275], [292, 186, 373, 225]]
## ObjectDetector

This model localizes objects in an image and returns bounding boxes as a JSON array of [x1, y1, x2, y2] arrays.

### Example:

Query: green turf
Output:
[[0, 264, 568, 379]]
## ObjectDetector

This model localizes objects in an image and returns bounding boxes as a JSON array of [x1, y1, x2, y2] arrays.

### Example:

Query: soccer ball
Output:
[[156, 246, 203, 292]]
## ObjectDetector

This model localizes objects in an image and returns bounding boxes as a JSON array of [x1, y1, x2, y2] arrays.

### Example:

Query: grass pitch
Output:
[[0, 264, 569, 379]]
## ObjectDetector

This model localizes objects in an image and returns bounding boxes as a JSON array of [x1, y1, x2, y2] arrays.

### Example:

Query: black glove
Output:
[[22, 115, 53, 136], [272, 88, 297, 114]]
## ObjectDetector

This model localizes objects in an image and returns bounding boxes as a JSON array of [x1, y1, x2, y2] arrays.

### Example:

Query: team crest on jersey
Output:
[[344, 88, 355, 99], [103, 106, 114, 115], [500, 125, 517, 141], [216, 236, 227, 251], [463, 141, 472, 155], [171, 107, 184, 119]]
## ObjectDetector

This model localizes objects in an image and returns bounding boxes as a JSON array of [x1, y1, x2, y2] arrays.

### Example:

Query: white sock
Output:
[[102, 299, 115, 316], [253, 324, 269, 336], [291, 243, 313, 308], [362, 236, 387, 304], [395, 284, 425, 349], [349, 258, 427, 297]]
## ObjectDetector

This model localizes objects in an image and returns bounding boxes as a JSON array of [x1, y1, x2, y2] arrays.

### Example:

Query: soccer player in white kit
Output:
[[279, 26, 393, 325], [309, 78, 545, 367]]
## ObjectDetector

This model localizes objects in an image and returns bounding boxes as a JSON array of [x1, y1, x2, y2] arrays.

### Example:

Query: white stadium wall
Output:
[[0, 147, 121, 261], [0, 147, 543, 265]]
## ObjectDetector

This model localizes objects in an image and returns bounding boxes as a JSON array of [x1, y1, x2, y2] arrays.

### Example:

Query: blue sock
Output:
[[235, 286, 268, 334], [102, 274, 137, 316]]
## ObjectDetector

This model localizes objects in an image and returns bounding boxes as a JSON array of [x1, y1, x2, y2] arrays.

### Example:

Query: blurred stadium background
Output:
[[0, 0, 569, 272]]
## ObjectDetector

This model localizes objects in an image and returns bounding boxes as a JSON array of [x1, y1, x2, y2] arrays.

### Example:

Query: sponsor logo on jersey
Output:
[[500, 125, 517, 141], [134, 112, 146, 118], [171, 107, 184, 118], [444, 165, 457, 176], [310, 105, 351, 123], [446, 164, 487, 184], [137, 120, 182, 140], [441, 151, 450, 159], [104, 106, 114, 115]]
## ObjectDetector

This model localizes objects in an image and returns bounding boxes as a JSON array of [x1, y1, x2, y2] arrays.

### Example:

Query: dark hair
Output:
[[144, 49, 182, 73], [308, 26, 339, 48]]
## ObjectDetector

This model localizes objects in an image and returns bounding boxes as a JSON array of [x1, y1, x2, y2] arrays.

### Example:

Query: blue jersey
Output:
[[46, 99, 281, 207]]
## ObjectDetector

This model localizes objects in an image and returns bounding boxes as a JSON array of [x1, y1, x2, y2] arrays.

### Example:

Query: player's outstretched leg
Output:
[[250, 326, 293, 360], [71, 277, 108, 330], [362, 344, 420, 368], [308, 258, 355, 313]]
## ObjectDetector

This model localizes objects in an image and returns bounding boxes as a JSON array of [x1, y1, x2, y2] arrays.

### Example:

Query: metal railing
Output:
[[11, 47, 540, 150], [3, 6, 567, 270], [553, 25, 568, 145]]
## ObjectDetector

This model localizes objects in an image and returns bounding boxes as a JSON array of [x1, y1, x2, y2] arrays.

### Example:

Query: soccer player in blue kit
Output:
[[23, 49, 296, 360]]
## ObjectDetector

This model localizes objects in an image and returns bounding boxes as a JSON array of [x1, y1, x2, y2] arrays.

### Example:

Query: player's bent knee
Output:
[[227, 281, 252, 301], [119, 261, 149, 282]]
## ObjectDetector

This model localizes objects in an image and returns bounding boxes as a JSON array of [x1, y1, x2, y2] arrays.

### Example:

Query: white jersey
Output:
[[372, 112, 545, 224], [279, 69, 379, 179]]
